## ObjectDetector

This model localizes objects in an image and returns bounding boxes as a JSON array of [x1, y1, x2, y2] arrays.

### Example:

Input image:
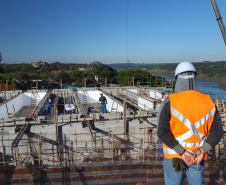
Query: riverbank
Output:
[[149, 71, 226, 84]]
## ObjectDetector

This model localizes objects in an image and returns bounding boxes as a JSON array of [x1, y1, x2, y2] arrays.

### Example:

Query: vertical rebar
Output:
[[123, 101, 127, 134], [108, 128, 111, 161], [64, 95, 66, 115], [39, 132, 42, 168], [69, 140, 71, 167], [91, 135, 94, 160], [75, 131, 77, 164], [139, 139, 141, 160], [2, 135, 5, 166], [147, 130, 149, 185], [26, 140, 29, 162], [94, 132, 97, 148], [112, 131, 114, 163], [156, 139, 158, 161], [143, 134, 145, 162]]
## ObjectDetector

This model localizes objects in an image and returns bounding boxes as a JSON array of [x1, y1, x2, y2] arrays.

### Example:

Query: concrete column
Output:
[[6, 80, 8, 91], [132, 77, 134, 86], [155, 76, 157, 88], [137, 87, 141, 95], [105, 78, 107, 87], [123, 101, 127, 134], [84, 79, 86, 87], [36, 80, 38, 90]]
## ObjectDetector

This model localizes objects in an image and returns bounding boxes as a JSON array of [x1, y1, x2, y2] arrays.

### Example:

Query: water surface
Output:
[[160, 75, 226, 101]]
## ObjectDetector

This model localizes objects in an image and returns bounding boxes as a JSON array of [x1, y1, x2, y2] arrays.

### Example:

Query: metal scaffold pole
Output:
[[2, 135, 5, 166], [123, 101, 127, 134]]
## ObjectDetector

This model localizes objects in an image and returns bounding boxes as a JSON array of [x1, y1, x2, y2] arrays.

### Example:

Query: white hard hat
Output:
[[175, 61, 197, 77]]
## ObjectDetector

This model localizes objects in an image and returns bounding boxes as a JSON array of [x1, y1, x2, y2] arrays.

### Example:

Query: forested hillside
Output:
[[0, 61, 167, 89], [109, 61, 226, 82], [0, 62, 117, 88]]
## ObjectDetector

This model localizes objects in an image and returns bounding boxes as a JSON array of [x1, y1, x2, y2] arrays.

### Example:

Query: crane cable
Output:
[[126, 0, 129, 63]]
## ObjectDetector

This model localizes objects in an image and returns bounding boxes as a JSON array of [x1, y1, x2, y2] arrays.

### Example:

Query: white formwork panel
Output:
[[138, 97, 154, 110], [0, 92, 47, 118], [149, 89, 162, 100], [77, 90, 123, 113], [127, 89, 138, 94]]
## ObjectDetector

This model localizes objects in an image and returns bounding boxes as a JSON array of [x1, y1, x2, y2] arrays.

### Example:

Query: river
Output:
[[160, 75, 226, 102]]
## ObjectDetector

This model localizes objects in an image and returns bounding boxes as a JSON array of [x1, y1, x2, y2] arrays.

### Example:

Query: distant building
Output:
[[32, 60, 46, 68], [51, 71, 62, 74], [78, 67, 90, 71]]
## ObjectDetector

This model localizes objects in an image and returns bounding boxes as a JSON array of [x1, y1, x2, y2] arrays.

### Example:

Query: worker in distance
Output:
[[99, 92, 107, 113]]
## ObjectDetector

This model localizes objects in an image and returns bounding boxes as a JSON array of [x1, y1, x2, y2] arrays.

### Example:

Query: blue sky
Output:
[[0, 0, 226, 64]]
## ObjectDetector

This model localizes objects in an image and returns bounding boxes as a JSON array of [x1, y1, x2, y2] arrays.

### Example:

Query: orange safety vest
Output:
[[163, 90, 215, 160]]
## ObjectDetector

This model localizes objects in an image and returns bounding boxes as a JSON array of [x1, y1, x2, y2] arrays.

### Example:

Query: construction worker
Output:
[[46, 99, 53, 116], [88, 106, 92, 114], [99, 93, 107, 113], [157, 61, 223, 185]]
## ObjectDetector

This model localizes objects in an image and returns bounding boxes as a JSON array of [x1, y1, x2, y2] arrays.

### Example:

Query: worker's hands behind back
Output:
[[181, 148, 204, 167], [193, 148, 204, 167], [182, 151, 196, 165]]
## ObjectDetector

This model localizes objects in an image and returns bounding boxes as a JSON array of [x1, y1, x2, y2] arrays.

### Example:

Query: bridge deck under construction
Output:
[[0, 87, 225, 185]]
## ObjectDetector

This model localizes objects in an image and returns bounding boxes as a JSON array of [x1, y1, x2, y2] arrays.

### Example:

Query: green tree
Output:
[[0, 52, 3, 73], [0, 52, 2, 63], [3, 73, 12, 81], [0, 65, 4, 73], [117, 69, 169, 87], [40, 72, 48, 80], [117, 69, 150, 86], [11, 79, 16, 88], [89, 61, 117, 77]]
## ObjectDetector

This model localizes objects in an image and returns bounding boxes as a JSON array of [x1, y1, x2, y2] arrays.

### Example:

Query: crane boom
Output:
[[210, 0, 226, 45]]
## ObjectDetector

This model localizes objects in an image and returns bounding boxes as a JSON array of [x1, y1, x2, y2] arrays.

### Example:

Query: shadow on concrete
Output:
[[0, 165, 15, 185], [75, 166, 88, 185], [28, 132, 57, 145]]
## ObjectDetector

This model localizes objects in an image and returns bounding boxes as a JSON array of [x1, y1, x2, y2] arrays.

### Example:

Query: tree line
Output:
[[0, 60, 169, 90], [108, 61, 226, 81]]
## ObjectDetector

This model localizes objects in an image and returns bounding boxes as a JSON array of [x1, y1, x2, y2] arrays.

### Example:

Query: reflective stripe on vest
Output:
[[162, 91, 215, 159], [163, 106, 215, 155]]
